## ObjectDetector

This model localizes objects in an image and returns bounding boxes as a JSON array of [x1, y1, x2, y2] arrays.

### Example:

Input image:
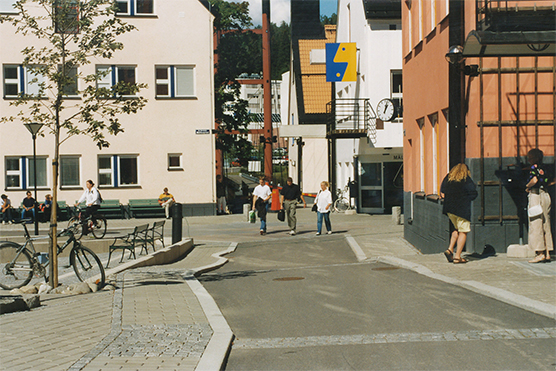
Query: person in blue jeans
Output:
[[252, 176, 272, 235], [314, 181, 332, 235]]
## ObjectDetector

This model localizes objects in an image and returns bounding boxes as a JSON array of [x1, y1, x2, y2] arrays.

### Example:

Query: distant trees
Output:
[[321, 13, 338, 25]]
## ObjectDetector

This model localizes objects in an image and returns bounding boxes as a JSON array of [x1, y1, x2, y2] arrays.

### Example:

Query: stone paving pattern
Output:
[[0, 210, 555, 370]]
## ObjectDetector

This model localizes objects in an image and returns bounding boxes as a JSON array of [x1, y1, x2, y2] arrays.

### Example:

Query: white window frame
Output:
[[5, 157, 22, 190], [168, 153, 182, 171], [60, 155, 81, 188], [97, 155, 139, 187], [155, 65, 195, 98], [96, 65, 137, 97], [3, 65, 46, 98], [115, 0, 154, 16]]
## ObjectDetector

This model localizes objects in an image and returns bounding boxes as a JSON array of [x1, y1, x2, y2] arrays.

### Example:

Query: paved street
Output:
[[201, 235, 556, 370], [0, 209, 555, 370]]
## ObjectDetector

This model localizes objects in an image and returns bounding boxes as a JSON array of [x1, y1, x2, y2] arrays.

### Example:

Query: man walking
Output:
[[280, 177, 306, 235], [253, 176, 272, 235]]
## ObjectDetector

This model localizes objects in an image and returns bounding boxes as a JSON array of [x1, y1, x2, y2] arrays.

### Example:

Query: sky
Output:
[[246, 0, 338, 26]]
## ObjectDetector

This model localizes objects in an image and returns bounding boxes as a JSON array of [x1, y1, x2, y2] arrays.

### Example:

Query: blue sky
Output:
[[248, 0, 338, 26]]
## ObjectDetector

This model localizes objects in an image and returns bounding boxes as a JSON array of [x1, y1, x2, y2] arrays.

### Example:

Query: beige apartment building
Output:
[[0, 0, 217, 216]]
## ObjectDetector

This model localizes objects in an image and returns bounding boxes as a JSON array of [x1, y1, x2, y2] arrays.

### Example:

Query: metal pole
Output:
[[262, 0, 272, 181], [32, 134, 39, 235]]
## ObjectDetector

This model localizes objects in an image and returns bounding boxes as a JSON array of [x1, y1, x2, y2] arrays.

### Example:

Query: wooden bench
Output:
[[106, 224, 149, 268], [128, 199, 165, 218], [145, 220, 165, 252]]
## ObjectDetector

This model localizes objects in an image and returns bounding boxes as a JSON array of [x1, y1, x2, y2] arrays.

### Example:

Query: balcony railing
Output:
[[476, 0, 556, 32], [326, 99, 377, 143]]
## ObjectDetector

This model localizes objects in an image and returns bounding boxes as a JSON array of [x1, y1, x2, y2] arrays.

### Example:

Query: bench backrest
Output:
[[129, 199, 160, 207], [100, 199, 121, 207]]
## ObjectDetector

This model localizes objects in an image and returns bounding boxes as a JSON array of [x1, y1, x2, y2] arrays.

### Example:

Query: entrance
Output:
[[358, 161, 403, 214]]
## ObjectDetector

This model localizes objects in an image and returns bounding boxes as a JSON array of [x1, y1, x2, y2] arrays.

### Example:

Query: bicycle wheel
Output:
[[0, 242, 34, 290], [70, 245, 105, 288], [334, 198, 350, 213], [91, 216, 107, 239], [67, 217, 83, 240]]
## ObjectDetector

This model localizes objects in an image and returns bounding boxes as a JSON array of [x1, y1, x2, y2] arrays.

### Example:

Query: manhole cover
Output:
[[372, 267, 400, 271], [273, 277, 305, 281]]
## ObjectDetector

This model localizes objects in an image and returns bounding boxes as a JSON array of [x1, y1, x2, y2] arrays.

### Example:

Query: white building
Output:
[[0, 0, 216, 216], [334, 0, 404, 213]]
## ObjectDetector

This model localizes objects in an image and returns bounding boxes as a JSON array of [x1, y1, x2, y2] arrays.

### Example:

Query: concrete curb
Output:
[[103, 238, 194, 278], [188, 242, 238, 371]]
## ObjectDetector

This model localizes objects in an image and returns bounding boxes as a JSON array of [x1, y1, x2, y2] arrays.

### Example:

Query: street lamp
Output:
[[24, 122, 44, 236]]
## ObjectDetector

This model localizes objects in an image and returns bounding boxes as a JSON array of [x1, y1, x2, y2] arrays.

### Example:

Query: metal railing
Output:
[[326, 98, 377, 143]]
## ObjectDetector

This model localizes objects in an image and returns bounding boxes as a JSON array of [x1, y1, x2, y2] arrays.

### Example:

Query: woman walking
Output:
[[525, 148, 553, 263], [314, 181, 332, 235], [440, 164, 478, 264]]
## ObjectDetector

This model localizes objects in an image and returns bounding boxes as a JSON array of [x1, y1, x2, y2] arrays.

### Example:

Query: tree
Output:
[[210, 0, 256, 167], [321, 13, 337, 26], [0, 0, 147, 287]]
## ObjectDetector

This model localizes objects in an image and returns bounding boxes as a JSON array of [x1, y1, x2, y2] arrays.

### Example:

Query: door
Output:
[[358, 161, 403, 214]]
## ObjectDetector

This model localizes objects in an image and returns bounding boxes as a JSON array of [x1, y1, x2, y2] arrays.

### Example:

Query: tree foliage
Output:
[[0, 0, 147, 149], [0, 0, 147, 285], [321, 13, 337, 26]]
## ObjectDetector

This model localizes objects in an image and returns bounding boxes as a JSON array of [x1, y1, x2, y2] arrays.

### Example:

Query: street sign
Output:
[[326, 43, 357, 82]]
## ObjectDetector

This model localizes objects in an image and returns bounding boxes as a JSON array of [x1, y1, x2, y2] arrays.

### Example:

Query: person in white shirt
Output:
[[252, 176, 272, 235], [314, 181, 332, 235], [75, 180, 101, 235]]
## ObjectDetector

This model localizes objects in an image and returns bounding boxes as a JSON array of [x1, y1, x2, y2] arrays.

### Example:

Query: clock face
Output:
[[377, 99, 396, 122]]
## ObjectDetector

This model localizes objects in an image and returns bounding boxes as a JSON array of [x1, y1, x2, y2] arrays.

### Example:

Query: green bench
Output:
[[75, 200, 125, 219], [128, 199, 165, 218]]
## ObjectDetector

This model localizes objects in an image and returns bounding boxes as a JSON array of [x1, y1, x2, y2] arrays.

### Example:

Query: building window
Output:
[[5, 157, 22, 189], [98, 155, 138, 187], [0, 0, 16, 13], [168, 154, 182, 170], [4, 156, 47, 190], [60, 65, 78, 96], [3, 65, 46, 98], [391, 70, 403, 119], [54, 0, 79, 34], [96, 65, 137, 97], [116, 0, 154, 16], [60, 156, 80, 187], [155, 66, 195, 98]]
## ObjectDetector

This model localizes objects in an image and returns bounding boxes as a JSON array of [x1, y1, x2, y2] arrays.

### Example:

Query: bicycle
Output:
[[67, 206, 107, 240], [0, 220, 105, 290], [333, 185, 352, 213]]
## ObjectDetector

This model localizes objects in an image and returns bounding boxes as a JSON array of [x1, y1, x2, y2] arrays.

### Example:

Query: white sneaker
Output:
[[289, 230, 296, 235], [316, 232, 320, 236], [327, 231, 332, 235], [1, 221, 5, 225]]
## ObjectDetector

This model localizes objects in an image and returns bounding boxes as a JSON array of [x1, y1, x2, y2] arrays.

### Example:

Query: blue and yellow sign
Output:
[[326, 43, 357, 82]]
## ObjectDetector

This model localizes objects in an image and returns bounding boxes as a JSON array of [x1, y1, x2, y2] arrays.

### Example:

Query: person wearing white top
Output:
[[252, 177, 272, 235], [75, 180, 101, 235], [314, 181, 332, 235]]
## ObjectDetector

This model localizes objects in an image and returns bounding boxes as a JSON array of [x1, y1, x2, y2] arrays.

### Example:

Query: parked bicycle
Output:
[[67, 206, 107, 240], [0, 220, 105, 290], [333, 185, 352, 213]]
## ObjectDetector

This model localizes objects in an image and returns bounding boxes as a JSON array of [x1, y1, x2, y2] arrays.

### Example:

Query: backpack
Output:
[[97, 189, 103, 203]]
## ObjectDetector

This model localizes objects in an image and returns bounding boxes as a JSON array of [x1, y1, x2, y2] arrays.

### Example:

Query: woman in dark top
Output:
[[525, 148, 553, 263], [440, 163, 478, 264]]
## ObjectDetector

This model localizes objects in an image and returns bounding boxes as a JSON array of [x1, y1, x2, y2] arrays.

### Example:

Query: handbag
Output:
[[277, 209, 285, 222], [312, 190, 320, 212], [249, 210, 256, 223], [528, 204, 543, 218]]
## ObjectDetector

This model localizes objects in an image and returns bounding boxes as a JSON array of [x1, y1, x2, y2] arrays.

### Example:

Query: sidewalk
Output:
[[0, 210, 554, 370]]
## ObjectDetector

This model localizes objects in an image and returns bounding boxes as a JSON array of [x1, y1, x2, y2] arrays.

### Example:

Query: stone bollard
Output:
[[243, 203, 250, 222], [392, 206, 402, 225]]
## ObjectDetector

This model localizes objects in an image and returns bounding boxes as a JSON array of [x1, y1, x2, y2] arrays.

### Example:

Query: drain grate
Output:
[[372, 267, 400, 271], [273, 277, 305, 281]]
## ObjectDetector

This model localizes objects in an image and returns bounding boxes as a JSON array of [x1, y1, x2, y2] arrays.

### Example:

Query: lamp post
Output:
[[24, 122, 44, 236]]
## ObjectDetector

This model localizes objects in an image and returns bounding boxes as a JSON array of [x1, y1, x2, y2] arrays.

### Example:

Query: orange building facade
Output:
[[402, 0, 555, 254]]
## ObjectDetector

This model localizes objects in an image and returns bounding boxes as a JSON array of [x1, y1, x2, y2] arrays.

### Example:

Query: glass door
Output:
[[358, 162, 384, 213]]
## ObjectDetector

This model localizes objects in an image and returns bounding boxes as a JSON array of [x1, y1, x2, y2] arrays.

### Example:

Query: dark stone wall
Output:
[[404, 156, 555, 254]]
